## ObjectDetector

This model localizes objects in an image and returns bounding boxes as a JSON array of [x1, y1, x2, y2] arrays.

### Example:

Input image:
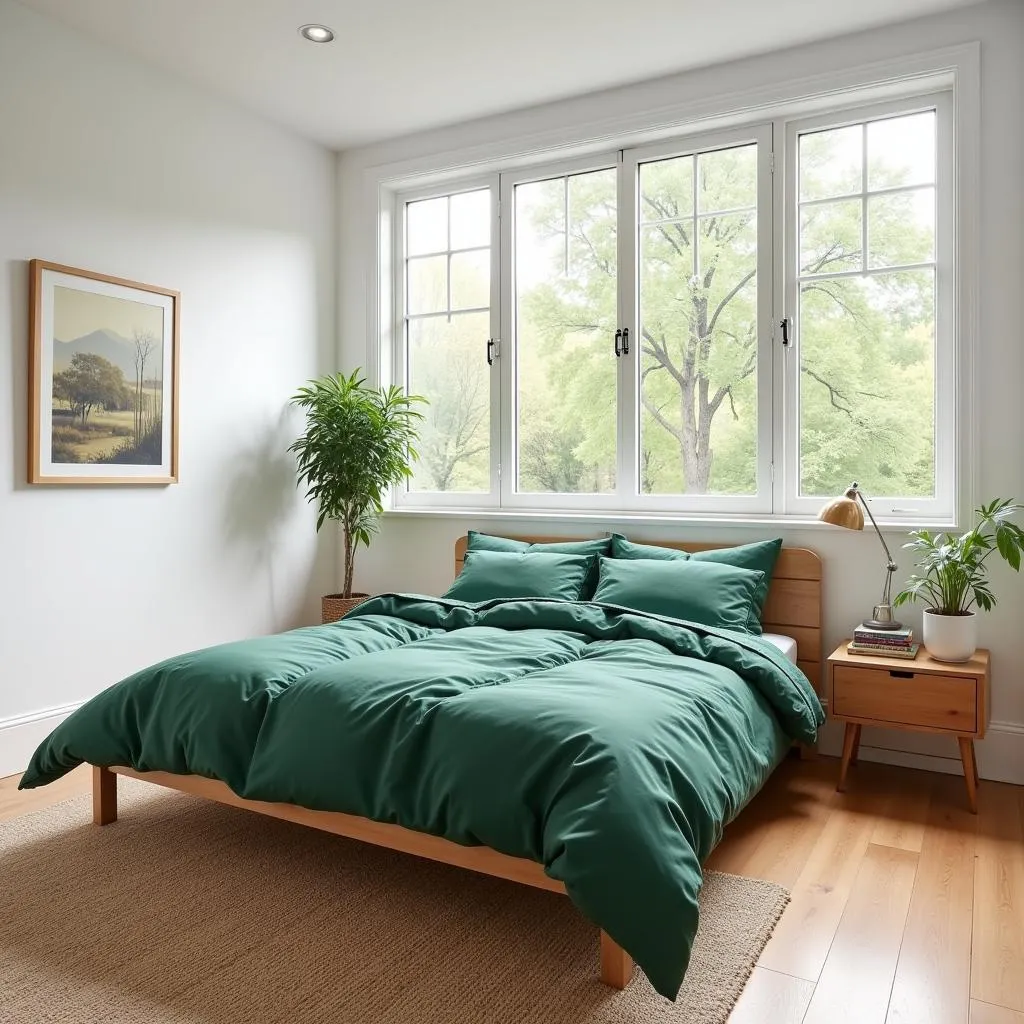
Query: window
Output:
[[391, 91, 955, 520], [508, 163, 618, 498], [784, 98, 953, 518], [632, 134, 770, 506], [400, 187, 496, 497]]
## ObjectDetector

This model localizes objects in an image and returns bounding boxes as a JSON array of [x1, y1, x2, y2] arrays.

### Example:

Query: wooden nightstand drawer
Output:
[[832, 664, 977, 732]]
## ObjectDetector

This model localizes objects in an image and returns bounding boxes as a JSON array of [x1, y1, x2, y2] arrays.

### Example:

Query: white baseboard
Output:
[[0, 702, 83, 779], [818, 718, 1024, 785]]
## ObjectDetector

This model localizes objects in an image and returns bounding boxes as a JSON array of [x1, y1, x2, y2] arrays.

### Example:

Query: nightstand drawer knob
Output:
[[889, 670, 914, 679]]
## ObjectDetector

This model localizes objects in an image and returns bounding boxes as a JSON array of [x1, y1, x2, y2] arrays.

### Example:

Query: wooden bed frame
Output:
[[91, 534, 823, 992]]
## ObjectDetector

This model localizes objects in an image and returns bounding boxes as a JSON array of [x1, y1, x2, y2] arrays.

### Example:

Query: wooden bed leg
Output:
[[600, 930, 633, 989], [92, 765, 117, 825]]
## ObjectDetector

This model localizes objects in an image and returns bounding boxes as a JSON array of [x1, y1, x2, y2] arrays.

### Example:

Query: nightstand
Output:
[[826, 642, 990, 812]]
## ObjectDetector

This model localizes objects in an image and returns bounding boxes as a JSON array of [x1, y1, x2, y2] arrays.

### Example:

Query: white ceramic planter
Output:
[[922, 609, 978, 662]]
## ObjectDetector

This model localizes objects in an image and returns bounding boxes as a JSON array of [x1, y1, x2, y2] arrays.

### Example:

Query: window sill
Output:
[[384, 505, 958, 534]]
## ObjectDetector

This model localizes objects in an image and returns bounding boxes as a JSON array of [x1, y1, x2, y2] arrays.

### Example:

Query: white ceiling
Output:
[[18, 0, 982, 150]]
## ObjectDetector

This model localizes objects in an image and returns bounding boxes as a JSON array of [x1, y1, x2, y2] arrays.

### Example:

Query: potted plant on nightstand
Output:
[[893, 498, 1024, 662], [290, 370, 425, 623]]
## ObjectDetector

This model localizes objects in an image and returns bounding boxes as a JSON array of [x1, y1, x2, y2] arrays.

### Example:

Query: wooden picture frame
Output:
[[28, 259, 180, 485]]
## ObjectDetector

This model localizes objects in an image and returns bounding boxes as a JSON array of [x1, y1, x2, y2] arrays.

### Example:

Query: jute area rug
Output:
[[0, 779, 787, 1024]]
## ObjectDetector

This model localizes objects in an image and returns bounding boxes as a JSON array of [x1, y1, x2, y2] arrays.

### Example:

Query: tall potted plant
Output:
[[894, 499, 1024, 661], [290, 370, 424, 623]]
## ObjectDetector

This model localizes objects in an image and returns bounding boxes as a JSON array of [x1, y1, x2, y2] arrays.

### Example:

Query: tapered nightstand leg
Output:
[[957, 737, 978, 814], [850, 727, 862, 765], [837, 723, 861, 792]]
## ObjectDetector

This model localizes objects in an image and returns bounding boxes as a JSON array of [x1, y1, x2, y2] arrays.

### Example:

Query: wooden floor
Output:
[[3, 757, 1022, 1023]]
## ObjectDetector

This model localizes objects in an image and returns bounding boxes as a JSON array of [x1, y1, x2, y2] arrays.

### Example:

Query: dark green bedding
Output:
[[21, 595, 823, 1000]]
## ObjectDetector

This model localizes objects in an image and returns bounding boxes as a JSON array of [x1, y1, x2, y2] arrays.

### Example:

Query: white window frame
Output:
[[621, 124, 775, 515], [372, 44, 978, 528], [392, 176, 501, 508], [779, 92, 955, 519], [498, 150, 621, 512]]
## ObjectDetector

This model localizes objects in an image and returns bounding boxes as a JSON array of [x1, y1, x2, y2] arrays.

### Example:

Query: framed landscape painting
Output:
[[28, 260, 179, 484]]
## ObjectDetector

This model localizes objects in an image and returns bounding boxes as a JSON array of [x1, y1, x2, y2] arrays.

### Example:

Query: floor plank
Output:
[[971, 1001, 1024, 1024], [801, 843, 919, 1024], [871, 768, 934, 853], [706, 759, 810, 877], [886, 775, 977, 1024], [972, 783, 1024, 1013], [0, 764, 90, 822], [709, 759, 838, 887], [757, 794, 877, 981], [728, 966, 815, 1024]]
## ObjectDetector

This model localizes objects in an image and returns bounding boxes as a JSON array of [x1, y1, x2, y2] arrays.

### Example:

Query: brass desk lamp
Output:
[[818, 482, 902, 631]]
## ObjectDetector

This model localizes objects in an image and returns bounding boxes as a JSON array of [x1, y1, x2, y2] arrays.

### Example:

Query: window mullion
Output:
[[934, 90, 957, 522], [782, 114, 802, 516], [751, 123, 776, 514], [617, 149, 637, 505], [393, 193, 407, 396], [770, 119, 788, 517], [861, 122, 869, 272], [497, 172, 515, 508], [488, 173, 502, 506]]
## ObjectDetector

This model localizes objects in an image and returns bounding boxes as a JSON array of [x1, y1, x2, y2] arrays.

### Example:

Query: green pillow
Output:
[[690, 539, 782, 631], [609, 535, 782, 633], [444, 550, 595, 603], [609, 534, 689, 561], [468, 531, 610, 557], [592, 557, 765, 634], [467, 531, 611, 598]]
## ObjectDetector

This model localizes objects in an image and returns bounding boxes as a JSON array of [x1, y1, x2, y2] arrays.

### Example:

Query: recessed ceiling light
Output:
[[299, 24, 335, 43]]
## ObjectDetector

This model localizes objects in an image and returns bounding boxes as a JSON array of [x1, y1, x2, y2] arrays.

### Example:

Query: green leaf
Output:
[[289, 368, 428, 572], [898, 498, 1024, 613]]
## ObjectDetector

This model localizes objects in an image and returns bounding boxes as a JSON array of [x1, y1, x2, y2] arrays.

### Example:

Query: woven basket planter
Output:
[[321, 594, 370, 624]]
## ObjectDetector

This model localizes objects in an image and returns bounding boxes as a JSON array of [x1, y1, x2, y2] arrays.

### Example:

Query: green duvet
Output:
[[21, 595, 823, 1000]]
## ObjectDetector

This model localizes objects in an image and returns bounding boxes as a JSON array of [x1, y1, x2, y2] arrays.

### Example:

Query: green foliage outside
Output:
[[407, 311, 491, 492], [407, 116, 938, 500], [291, 370, 425, 596]]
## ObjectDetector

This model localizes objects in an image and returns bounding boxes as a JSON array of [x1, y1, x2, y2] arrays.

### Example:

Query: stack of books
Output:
[[847, 624, 920, 659]]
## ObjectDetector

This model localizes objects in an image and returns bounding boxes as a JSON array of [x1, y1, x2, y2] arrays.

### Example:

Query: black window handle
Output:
[[614, 329, 622, 357], [486, 338, 496, 365], [622, 327, 630, 355], [780, 318, 792, 347]]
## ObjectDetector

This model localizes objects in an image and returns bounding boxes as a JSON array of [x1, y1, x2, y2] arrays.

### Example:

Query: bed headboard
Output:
[[453, 535, 823, 694]]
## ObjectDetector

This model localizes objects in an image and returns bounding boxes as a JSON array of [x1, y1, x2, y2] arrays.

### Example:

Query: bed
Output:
[[20, 535, 824, 1000]]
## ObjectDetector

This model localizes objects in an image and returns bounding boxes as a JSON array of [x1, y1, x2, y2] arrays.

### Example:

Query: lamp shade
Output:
[[818, 492, 864, 531]]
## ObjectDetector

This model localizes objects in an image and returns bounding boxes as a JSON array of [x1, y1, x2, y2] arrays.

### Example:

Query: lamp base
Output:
[[864, 604, 903, 631]]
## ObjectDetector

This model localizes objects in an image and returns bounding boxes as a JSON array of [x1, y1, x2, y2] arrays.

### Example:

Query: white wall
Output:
[[337, 0, 1024, 782], [0, 0, 337, 774]]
